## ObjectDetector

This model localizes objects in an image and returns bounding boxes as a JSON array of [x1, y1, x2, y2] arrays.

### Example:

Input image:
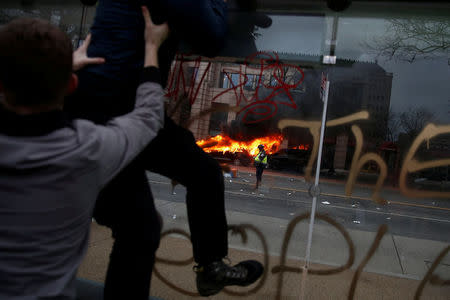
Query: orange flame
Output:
[[292, 144, 310, 150], [197, 134, 283, 156]]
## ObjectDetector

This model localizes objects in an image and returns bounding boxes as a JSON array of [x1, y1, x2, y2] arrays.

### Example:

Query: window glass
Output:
[[1, 1, 449, 299]]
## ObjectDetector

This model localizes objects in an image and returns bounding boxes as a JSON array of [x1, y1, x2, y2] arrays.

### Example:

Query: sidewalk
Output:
[[155, 199, 450, 281], [78, 213, 450, 299]]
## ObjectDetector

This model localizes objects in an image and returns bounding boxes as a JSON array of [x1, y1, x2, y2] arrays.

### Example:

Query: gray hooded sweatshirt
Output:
[[0, 67, 164, 299]]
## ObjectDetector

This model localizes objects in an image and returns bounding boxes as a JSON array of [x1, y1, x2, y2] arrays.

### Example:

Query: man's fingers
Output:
[[141, 6, 152, 27], [80, 33, 92, 49], [87, 57, 105, 65], [84, 34, 92, 46]]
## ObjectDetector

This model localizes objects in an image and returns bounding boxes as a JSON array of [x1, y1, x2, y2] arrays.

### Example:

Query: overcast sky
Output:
[[254, 15, 450, 123]]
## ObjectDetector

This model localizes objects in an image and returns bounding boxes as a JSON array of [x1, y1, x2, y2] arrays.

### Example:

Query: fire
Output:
[[197, 134, 283, 156], [292, 144, 310, 150]]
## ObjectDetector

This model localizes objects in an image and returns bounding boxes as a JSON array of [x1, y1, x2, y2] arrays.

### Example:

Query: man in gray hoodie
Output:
[[0, 7, 168, 299]]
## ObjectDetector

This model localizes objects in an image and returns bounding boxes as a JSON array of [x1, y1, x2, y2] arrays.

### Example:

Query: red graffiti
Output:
[[166, 54, 212, 105], [165, 51, 305, 124]]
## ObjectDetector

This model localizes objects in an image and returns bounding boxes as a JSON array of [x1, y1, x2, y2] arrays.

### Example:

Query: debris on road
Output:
[[321, 201, 330, 205], [353, 220, 361, 224]]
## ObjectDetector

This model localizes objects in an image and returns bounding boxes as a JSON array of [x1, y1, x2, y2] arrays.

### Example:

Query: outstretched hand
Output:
[[141, 6, 169, 50], [72, 34, 105, 71], [142, 6, 169, 68]]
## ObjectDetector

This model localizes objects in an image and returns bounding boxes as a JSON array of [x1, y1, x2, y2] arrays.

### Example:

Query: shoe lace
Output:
[[224, 264, 248, 280], [194, 259, 249, 281]]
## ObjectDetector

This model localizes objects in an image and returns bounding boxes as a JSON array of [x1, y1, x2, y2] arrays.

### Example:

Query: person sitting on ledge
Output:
[[68, 0, 265, 298]]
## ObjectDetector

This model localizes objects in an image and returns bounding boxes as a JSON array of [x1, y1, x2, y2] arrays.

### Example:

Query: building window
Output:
[[221, 72, 240, 89], [244, 74, 255, 90], [270, 75, 279, 86], [221, 72, 264, 91], [187, 67, 199, 85], [244, 74, 264, 91], [208, 103, 229, 136]]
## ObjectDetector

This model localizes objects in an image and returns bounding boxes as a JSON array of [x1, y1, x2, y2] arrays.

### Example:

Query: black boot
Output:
[[195, 260, 264, 297]]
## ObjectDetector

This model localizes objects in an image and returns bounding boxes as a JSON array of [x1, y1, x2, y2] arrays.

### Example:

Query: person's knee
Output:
[[192, 155, 224, 189], [113, 230, 161, 255]]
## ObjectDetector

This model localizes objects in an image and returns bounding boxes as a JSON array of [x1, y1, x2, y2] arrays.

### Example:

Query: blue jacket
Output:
[[87, 0, 228, 82]]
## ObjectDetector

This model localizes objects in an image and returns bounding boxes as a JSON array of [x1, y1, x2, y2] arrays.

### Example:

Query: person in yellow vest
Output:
[[254, 144, 268, 189]]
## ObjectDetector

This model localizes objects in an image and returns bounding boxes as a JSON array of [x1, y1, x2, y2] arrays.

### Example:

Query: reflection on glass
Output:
[[1, 1, 449, 299]]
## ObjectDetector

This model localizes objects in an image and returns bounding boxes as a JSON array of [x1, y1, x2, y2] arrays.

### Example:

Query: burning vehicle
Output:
[[196, 134, 310, 172], [196, 134, 282, 166]]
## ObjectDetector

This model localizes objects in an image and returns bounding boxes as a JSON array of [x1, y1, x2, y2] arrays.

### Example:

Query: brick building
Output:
[[167, 53, 393, 170]]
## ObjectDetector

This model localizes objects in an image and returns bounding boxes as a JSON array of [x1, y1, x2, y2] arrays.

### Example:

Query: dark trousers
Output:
[[143, 116, 228, 264], [256, 165, 265, 183]]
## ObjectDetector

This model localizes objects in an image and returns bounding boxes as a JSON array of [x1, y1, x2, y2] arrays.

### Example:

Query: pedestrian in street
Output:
[[0, 11, 167, 299], [66, 0, 264, 298], [254, 144, 268, 189]]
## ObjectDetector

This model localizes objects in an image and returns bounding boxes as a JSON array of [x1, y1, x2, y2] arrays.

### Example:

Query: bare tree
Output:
[[399, 106, 436, 138], [385, 109, 400, 142], [366, 18, 450, 63]]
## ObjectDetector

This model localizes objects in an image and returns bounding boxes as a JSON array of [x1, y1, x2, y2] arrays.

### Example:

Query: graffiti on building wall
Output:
[[166, 55, 212, 107], [165, 51, 304, 124]]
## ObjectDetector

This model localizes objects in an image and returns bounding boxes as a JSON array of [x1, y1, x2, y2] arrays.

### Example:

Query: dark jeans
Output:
[[143, 116, 228, 264], [256, 165, 265, 183]]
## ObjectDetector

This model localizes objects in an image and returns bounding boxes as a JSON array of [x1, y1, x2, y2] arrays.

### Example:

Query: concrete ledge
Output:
[[78, 223, 450, 299]]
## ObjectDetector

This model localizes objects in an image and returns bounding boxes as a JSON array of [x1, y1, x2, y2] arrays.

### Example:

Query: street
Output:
[[148, 168, 450, 243]]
